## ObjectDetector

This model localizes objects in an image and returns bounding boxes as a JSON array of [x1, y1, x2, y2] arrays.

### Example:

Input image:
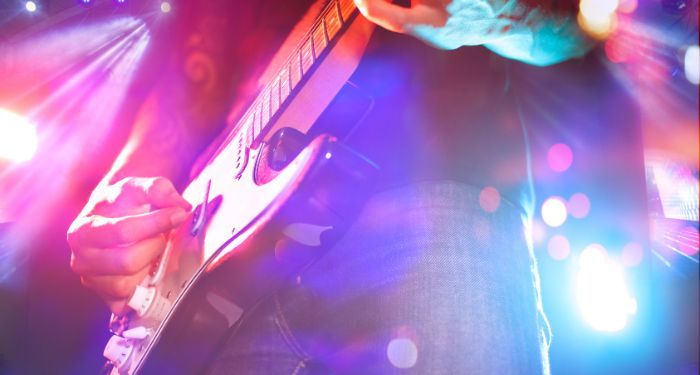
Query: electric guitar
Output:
[[100, 1, 381, 373]]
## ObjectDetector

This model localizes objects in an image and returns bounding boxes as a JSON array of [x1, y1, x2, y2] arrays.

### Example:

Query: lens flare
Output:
[[576, 244, 637, 332], [0, 109, 38, 163]]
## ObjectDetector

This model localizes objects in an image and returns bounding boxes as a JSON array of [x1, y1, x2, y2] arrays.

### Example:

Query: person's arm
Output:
[[354, 0, 594, 66], [67, 82, 217, 314], [68, 0, 245, 314]]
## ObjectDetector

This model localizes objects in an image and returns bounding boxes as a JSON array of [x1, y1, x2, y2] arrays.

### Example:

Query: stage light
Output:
[[576, 244, 637, 332], [160, 1, 171, 13], [684, 45, 699, 85], [542, 197, 568, 228], [0, 109, 38, 163], [25, 1, 37, 12]]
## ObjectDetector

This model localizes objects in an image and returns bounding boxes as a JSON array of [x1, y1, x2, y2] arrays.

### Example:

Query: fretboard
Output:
[[231, 0, 358, 149]]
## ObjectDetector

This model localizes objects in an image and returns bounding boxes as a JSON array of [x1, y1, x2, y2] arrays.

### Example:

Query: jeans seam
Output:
[[273, 294, 313, 362]]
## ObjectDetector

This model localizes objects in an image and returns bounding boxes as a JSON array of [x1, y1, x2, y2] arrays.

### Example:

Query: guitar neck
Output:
[[229, 0, 358, 149]]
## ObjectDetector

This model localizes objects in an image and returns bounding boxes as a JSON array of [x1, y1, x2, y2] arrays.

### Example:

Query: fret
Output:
[[279, 66, 291, 104], [290, 53, 302, 88], [311, 21, 328, 56], [269, 77, 280, 116], [324, 2, 342, 40], [338, 0, 356, 22], [252, 103, 262, 140], [243, 114, 254, 146], [261, 89, 270, 127], [300, 37, 314, 74]]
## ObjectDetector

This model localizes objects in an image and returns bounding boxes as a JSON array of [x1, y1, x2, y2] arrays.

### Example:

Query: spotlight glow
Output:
[[541, 197, 568, 228], [576, 244, 637, 332], [160, 1, 171, 13], [0, 109, 38, 163], [25, 1, 37, 12]]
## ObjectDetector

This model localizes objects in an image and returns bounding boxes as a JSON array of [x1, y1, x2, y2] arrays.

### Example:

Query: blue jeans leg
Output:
[[209, 181, 551, 374]]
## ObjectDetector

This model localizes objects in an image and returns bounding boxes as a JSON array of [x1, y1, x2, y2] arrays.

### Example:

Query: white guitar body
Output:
[[101, 2, 378, 374]]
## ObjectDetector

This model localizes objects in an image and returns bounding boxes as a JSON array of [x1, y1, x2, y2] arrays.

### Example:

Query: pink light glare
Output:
[[547, 235, 571, 261], [478, 186, 501, 213], [568, 193, 591, 219], [547, 143, 573, 173]]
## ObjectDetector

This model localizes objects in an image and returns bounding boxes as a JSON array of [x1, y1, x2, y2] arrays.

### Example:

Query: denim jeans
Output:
[[208, 181, 550, 374]]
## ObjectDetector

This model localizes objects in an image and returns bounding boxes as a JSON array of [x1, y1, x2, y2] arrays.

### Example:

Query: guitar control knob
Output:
[[127, 285, 156, 317], [103, 335, 134, 374]]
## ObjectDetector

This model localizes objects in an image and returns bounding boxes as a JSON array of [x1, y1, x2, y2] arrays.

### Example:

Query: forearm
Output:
[[102, 90, 203, 189], [413, 0, 594, 66]]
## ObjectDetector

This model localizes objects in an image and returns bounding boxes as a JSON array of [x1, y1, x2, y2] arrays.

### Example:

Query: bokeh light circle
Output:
[[478, 186, 501, 213], [547, 143, 573, 173], [387, 338, 418, 369], [568, 193, 591, 219], [684, 45, 699, 85], [541, 197, 568, 228], [547, 235, 571, 261], [25, 1, 37, 12]]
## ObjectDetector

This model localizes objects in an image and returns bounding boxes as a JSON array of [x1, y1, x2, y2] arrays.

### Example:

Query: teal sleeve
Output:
[[409, 0, 594, 66]]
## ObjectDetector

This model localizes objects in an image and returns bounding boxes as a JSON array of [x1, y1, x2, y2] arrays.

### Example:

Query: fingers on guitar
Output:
[[119, 176, 192, 211], [353, 0, 448, 34], [68, 207, 188, 248], [70, 235, 167, 276]]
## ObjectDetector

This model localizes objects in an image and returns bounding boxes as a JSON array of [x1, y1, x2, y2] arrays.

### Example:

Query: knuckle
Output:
[[148, 176, 174, 198]]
